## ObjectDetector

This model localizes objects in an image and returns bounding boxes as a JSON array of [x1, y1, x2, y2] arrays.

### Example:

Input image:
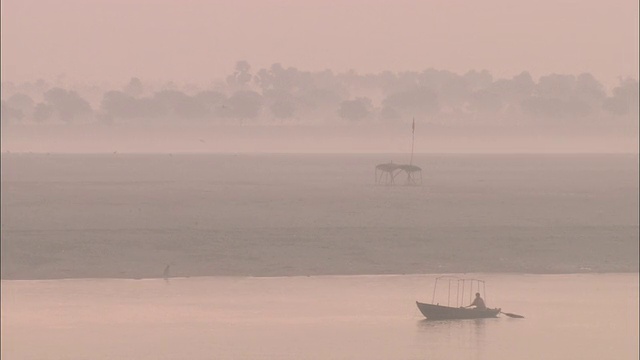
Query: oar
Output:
[[500, 311, 524, 318]]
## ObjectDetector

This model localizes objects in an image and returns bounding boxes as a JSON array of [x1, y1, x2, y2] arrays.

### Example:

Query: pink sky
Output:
[[1, 0, 638, 87]]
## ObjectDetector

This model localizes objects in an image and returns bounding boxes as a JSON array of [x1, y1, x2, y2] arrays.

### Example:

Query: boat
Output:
[[415, 276, 511, 320], [416, 301, 501, 320]]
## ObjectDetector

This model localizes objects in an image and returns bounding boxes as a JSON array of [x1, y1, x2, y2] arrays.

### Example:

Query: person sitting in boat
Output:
[[464, 293, 487, 310]]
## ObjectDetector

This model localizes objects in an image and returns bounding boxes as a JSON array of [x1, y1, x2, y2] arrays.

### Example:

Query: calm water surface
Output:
[[2, 273, 638, 360], [2, 154, 638, 278]]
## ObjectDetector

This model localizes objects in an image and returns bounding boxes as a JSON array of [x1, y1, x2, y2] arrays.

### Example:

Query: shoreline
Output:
[[3, 271, 639, 282], [3, 267, 639, 281]]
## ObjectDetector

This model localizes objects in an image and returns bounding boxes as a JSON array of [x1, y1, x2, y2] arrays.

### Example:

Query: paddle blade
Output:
[[502, 312, 524, 318]]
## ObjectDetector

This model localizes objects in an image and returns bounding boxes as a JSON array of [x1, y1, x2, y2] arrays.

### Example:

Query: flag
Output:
[[412, 118, 415, 133]]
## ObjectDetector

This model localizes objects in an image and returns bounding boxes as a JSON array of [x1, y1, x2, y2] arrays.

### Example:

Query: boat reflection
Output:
[[415, 317, 491, 357]]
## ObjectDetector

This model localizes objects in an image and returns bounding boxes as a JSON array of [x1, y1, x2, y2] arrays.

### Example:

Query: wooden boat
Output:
[[416, 301, 500, 320], [416, 276, 522, 320]]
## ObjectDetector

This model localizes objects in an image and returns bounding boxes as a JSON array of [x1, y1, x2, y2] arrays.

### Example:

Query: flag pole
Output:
[[410, 117, 415, 165]]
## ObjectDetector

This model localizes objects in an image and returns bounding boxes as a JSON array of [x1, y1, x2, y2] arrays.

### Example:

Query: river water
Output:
[[1, 154, 638, 358], [2, 154, 638, 278], [2, 273, 638, 360]]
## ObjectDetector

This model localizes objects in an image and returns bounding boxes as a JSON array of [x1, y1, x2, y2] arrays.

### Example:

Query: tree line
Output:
[[2, 61, 638, 126]]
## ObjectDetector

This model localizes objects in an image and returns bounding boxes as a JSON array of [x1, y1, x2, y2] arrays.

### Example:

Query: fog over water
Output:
[[2, 1, 638, 359]]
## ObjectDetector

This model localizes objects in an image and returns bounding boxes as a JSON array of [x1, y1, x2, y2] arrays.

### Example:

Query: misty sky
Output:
[[2, 0, 638, 88]]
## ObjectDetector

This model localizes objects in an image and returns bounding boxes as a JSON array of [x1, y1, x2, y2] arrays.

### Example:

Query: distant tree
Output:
[[338, 97, 373, 122], [193, 90, 227, 118], [123, 77, 144, 97], [102, 89, 212, 121], [382, 87, 439, 119], [574, 73, 606, 103], [3, 79, 51, 101], [520, 96, 589, 118], [33, 102, 54, 122], [270, 99, 296, 119], [423, 69, 469, 112], [101, 91, 139, 120], [511, 71, 535, 95], [161, 81, 179, 91], [1, 100, 24, 123], [175, 98, 208, 119], [466, 89, 504, 115], [153, 90, 207, 119], [370, 71, 398, 95], [254, 64, 347, 122], [262, 88, 297, 120], [535, 74, 576, 99], [520, 73, 601, 119], [135, 97, 165, 118], [463, 70, 493, 92], [490, 71, 535, 100], [6, 93, 35, 119], [43, 88, 93, 122], [603, 78, 639, 116], [255, 63, 297, 92], [226, 61, 254, 90], [225, 90, 262, 120], [385, 71, 419, 94]]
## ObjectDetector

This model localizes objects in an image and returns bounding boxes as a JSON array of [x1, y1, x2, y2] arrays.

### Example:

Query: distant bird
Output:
[[199, 139, 205, 143]]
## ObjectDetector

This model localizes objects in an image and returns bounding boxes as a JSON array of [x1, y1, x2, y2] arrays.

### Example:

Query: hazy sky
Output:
[[1, 0, 638, 87]]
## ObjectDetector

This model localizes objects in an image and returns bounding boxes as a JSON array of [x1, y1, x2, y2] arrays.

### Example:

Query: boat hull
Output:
[[416, 301, 500, 320]]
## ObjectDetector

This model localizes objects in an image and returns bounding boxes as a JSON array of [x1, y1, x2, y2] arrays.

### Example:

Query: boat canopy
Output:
[[430, 275, 488, 308]]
